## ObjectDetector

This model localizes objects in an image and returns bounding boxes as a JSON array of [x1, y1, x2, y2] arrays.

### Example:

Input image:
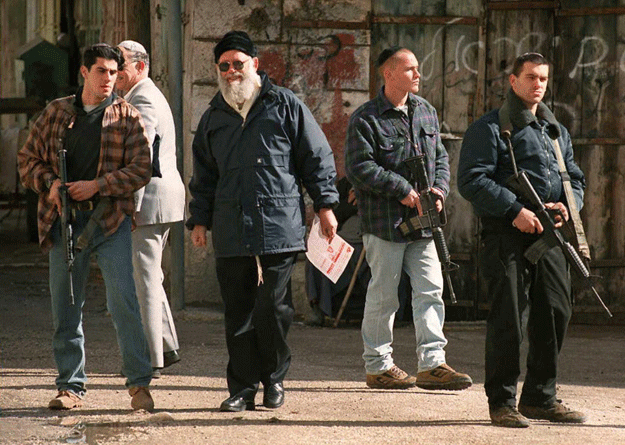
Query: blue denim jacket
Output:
[[345, 88, 450, 242]]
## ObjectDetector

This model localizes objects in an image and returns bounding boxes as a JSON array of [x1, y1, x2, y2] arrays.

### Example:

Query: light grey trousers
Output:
[[131, 222, 179, 368]]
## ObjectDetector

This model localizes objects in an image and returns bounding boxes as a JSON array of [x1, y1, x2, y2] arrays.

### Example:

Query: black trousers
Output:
[[215, 253, 297, 397], [480, 219, 572, 409]]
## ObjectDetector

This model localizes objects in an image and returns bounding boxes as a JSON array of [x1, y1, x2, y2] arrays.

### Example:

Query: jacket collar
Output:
[[502, 88, 561, 138], [124, 77, 151, 100], [72, 86, 118, 114], [376, 86, 420, 116]]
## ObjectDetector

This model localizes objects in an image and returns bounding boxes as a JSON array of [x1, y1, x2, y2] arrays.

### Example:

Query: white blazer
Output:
[[126, 78, 185, 226]]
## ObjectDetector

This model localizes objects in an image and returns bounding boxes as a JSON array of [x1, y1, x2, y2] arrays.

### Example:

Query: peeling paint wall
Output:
[[183, 1, 625, 321]]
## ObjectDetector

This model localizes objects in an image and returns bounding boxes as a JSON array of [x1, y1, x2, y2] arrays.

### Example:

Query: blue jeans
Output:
[[361, 234, 447, 374], [49, 212, 152, 395]]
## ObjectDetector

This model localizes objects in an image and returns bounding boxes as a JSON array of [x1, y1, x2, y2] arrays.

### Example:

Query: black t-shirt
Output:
[[65, 88, 115, 182]]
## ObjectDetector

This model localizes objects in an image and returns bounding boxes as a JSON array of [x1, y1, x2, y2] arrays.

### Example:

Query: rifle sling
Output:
[[75, 197, 111, 251], [499, 105, 590, 261], [551, 137, 591, 261]]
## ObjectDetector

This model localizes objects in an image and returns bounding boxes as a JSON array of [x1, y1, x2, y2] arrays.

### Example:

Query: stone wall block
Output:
[[191, 40, 218, 85], [190, 84, 218, 133], [194, 0, 281, 41], [286, 36, 369, 92], [284, 0, 370, 22]]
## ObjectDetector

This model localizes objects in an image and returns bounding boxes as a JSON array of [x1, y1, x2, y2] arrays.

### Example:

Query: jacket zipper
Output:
[[541, 125, 553, 199]]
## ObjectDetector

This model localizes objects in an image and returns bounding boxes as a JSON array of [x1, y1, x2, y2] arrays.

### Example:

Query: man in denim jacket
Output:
[[345, 46, 472, 392]]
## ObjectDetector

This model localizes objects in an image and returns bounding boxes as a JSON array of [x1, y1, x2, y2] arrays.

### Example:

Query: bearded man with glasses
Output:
[[187, 31, 339, 412]]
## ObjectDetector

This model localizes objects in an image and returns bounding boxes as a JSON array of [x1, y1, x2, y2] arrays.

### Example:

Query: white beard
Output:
[[217, 66, 259, 109]]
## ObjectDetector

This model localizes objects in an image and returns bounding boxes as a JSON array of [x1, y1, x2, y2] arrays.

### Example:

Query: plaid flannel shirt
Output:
[[18, 94, 151, 251], [344, 89, 450, 242]]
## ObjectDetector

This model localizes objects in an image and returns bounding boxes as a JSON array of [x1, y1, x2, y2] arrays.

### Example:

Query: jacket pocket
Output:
[[259, 195, 305, 252], [253, 154, 296, 196], [419, 124, 438, 157], [211, 200, 243, 255], [375, 134, 407, 171]]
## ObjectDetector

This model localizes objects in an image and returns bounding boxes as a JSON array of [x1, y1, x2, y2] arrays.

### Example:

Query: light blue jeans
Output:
[[362, 234, 447, 374], [49, 212, 152, 395]]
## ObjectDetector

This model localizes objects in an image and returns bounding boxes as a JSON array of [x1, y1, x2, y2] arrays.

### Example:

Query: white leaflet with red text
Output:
[[306, 216, 354, 283]]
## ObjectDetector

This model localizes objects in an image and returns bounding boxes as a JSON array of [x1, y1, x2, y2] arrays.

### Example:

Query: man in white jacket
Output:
[[116, 40, 185, 376]]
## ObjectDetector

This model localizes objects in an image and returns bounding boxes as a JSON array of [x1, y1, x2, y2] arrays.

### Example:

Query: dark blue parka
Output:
[[457, 90, 585, 221], [186, 72, 339, 257]]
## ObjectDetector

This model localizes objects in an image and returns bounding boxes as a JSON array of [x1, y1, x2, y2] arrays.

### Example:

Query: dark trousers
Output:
[[215, 253, 297, 397], [480, 219, 572, 409]]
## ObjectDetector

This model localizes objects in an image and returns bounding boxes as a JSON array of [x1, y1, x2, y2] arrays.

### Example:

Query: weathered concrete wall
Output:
[[183, 1, 625, 321], [0, 0, 28, 129]]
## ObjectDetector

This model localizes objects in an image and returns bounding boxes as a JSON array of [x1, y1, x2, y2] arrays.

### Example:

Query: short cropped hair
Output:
[[512, 52, 549, 77], [82, 43, 124, 71], [378, 47, 414, 77]]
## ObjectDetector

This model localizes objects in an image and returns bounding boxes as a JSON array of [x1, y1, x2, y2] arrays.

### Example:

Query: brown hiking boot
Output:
[[489, 406, 530, 428], [48, 390, 83, 410], [518, 400, 586, 423], [366, 365, 417, 389], [415, 363, 472, 390], [129, 386, 154, 411]]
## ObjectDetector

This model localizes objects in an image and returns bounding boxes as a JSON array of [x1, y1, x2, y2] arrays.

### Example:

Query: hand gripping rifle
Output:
[[398, 155, 459, 304], [502, 130, 612, 317], [58, 145, 75, 305]]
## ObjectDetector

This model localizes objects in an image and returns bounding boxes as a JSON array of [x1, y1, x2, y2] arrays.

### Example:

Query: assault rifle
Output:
[[58, 146, 75, 305], [398, 155, 458, 304], [502, 130, 612, 317]]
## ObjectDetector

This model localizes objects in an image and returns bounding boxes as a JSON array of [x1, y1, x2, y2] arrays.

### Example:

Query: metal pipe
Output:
[[165, 0, 185, 310]]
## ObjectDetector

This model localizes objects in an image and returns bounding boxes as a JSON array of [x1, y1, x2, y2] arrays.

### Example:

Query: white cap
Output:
[[118, 40, 147, 54]]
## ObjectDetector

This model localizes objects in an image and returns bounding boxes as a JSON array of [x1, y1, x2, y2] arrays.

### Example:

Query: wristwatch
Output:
[[45, 174, 58, 190]]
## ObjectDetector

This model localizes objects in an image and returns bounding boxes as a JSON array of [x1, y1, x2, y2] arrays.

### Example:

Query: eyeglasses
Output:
[[218, 58, 250, 72]]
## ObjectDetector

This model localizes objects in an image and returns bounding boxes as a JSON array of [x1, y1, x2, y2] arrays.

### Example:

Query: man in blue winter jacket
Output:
[[458, 53, 586, 428], [187, 31, 339, 412]]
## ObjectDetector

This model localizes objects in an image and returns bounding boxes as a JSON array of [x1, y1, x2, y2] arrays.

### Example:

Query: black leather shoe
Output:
[[163, 350, 181, 368], [263, 383, 284, 409], [219, 393, 256, 412]]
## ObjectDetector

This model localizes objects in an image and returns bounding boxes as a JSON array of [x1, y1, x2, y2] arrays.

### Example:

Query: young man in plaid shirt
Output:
[[18, 43, 155, 411]]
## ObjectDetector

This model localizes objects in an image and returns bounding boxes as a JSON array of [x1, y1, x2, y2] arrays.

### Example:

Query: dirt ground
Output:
[[1, 217, 624, 445]]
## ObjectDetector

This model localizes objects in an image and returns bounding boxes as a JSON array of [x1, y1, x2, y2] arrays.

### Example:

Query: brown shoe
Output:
[[489, 406, 530, 428], [518, 400, 586, 423], [415, 363, 472, 390], [48, 390, 83, 410], [366, 365, 416, 389], [129, 386, 154, 411]]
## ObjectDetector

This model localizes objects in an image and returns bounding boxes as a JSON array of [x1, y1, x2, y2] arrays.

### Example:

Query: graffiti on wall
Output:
[[254, 23, 624, 162], [258, 33, 365, 176], [414, 23, 621, 136]]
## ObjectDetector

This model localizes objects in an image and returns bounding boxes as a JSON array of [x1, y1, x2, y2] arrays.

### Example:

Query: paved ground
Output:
[[1, 213, 624, 444]]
